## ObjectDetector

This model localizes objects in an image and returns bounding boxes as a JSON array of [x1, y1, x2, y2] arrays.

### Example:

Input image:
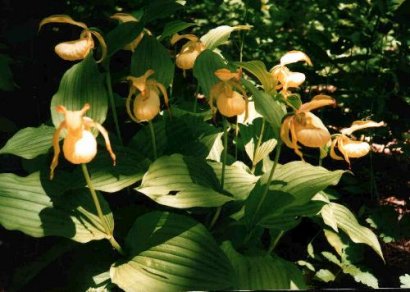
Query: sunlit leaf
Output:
[[237, 60, 275, 92], [200, 25, 251, 51], [221, 241, 306, 289], [110, 211, 234, 291], [138, 154, 257, 208], [400, 274, 410, 288], [131, 35, 174, 87], [0, 125, 56, 159], [242, 79, 286, 136], [315, 269, 336, 283], [51, 54, 109, 129], [321, 202, 384, 261], [0, 172, 112, 243]]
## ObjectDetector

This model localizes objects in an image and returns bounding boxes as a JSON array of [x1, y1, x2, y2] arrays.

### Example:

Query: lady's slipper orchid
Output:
[[39, 15, 107, 62], [50, 104, 116, 179], [126, 69, 169, 122], [281, 94, 336, 159], [209, 68, 248, 118], [330, 120, 384, 165], [110, 13, 151, 52], [171, 33, 205, 71], [271, 50, 312, 97]]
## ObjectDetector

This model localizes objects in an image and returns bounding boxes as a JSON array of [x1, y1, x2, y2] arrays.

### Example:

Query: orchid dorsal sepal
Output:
[[170, 33, 199, 45], [300, 94, 336, 112], [280, 50, 313, 66], [126, 69, 155, 95], [340, 120, 385, 136], [39, 14, 88, 31]]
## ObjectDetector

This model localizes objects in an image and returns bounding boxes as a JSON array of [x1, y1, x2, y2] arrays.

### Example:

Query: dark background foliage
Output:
[[1, 0, 409, 289]]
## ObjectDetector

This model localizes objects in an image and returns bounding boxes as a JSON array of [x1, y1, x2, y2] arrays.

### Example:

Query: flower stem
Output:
[[104, 63, 123, 146], [221, 118, 229, 189], [267, 230, 284, 254], [81, 163, 124, 255], [251, 118, 266, 173], [148, 120, 157, 160], [209, 118, 229, 229], [244, 141, 282, 245]]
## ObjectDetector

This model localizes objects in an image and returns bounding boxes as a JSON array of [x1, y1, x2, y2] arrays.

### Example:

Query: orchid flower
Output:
[[281, 94, 336, 159], [39, 15, 106, 62], [330, 120, 385, 165], [171, 33, 205, 71]]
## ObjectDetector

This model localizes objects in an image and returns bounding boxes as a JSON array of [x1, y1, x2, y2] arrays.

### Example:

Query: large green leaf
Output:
[[243, 161, 344, 227], [0, 125, 56, 159], [51, 53, 109, 129], [221, 241, 306, 289], [237, 60, 275, 93], [130, 35, 174, 87], [193, 49, 227, 99], [138, 154, 230, 208], [137, 154, 258, 208], [0, 172, 113, 243], [200, 25, 251, 51], [105, 21, 144, 57], [110, 211, 234, 291], [159, 20, 196, 40], [242, 79, 286, 136], [87, 145, 149, 193], [321, 202, 384, 261]]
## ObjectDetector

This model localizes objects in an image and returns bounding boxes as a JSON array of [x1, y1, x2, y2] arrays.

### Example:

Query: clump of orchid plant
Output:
[[281, 94, 336, 159], [50, 103, 116, 179], [39, 15, 106, 62], [330, 120, 385, 165]]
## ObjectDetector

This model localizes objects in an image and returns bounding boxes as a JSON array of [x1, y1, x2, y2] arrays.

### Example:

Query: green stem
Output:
[[148, 120, 157, 160], [221, 118, 229, 189], [81, 164, 124, 255], [104, 63, 123, 146], [251, 118, 266, 172], [210, 118, 229, 229], [244, 141, 282, 245], [267, 230, 284, 254]]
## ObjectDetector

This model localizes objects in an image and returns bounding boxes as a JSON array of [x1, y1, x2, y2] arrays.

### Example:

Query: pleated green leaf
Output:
[[88, 146, 149, 193], [105, 21, 144, 57], [321, 202, 384, 261], [128, 114, 222, 160], [137, 154, 233, 208], [221, 241, 306, 289], [193, 49, 227, 99], [242, 79, 286, 136], [51, 53, 109, 129], [0, 125, 56, 159], [159, 20, 196, 40], [131, 35, 174, 87], [0, 172, 113, 243], [110, 211, 234, 291], [200, 25, 251, 51], [237, 60, 275, 92]]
